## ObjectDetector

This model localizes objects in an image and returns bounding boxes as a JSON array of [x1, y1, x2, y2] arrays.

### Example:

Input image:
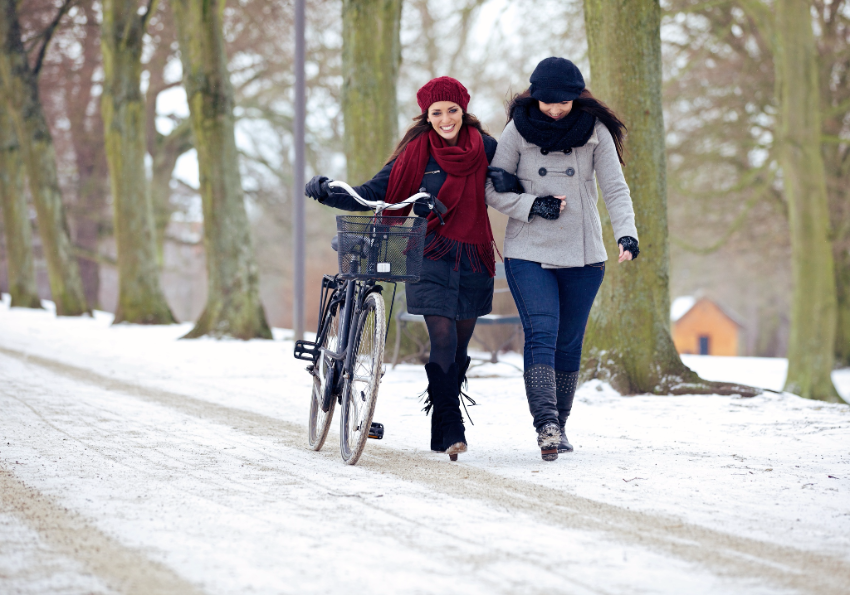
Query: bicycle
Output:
[[294, 181, 445, 465]]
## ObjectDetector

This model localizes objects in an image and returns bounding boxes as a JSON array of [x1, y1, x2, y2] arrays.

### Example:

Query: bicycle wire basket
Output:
[[335, 215, 427, 282]]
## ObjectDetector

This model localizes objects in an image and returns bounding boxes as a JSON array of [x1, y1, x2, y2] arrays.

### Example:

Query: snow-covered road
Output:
[[2, 297, 849, 594]]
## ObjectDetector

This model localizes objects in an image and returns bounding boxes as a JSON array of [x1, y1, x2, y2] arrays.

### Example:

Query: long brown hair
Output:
[[385, 112, 492, 165], [506, 88, 627, 165]]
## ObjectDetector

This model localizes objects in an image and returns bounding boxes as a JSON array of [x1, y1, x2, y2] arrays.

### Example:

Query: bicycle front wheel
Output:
[[308, 302, 342, 451], [339, 291, 386, 465]]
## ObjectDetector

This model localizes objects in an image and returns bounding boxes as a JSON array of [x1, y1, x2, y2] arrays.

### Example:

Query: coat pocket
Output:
[[505, 217, 526, 239], [584, 181, 602, 232]]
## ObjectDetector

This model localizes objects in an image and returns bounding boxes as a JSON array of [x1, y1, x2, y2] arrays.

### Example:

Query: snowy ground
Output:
[[1, 294, 849, 595]]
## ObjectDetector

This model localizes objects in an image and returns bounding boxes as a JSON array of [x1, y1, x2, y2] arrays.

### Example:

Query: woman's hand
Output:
[[487, 166, 525, 193], [305, 175, 331, 202], [529, 195, 566, 220], [617, 236, 639, 262]]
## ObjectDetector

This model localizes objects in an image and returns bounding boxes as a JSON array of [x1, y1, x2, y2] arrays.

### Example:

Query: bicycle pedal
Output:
[[294, 340, 319, 361], [368, 422, 384, 440]]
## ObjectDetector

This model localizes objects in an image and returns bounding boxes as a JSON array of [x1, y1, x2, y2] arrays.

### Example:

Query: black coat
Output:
[[321, 133, 497, 211]]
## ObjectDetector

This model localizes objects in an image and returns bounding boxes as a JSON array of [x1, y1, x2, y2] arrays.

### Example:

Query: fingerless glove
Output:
[[529, 196, 561, 221], [618, 236, 640, 259]]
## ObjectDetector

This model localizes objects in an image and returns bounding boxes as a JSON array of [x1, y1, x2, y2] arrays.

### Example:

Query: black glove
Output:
[[529, 195, 561, 221], [488, 166, 525, 193], [305, 175, 330, 202], [413, 197, 431, 218], [618, 236, 640, 259]]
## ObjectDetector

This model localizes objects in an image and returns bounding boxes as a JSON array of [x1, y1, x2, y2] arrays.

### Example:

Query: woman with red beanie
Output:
[[306, 77, 502, 461]]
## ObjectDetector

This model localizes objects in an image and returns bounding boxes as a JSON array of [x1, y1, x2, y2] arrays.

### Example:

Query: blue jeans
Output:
[[505, 258, 605, 372]]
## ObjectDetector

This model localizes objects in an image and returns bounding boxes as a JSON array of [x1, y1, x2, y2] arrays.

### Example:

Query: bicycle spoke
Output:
[[339, 291, 385, 465]]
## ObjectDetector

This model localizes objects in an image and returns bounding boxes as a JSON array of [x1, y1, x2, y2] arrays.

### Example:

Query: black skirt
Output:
[[405, 236, 494, 320]]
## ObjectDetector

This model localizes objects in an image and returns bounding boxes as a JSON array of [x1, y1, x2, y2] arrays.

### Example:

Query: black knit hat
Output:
[[529, 57, 585, 103]]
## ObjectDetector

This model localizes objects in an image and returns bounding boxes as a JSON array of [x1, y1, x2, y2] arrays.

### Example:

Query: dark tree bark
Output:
[[0, 105, 40, 308], [581, 0, 758, 396], [172, 0, 271, 339], [101, 0, 176, 324], [0, 0, 88, 316]]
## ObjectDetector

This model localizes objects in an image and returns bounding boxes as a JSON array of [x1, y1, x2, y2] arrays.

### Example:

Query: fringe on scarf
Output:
[[423, 234, 502, 277]]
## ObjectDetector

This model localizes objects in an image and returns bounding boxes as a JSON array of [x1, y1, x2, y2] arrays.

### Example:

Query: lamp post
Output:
[[293, 0, 306, 341]]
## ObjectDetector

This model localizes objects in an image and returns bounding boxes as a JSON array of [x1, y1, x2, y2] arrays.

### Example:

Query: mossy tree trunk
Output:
[[0, 0, 87, 316], [581, 0, 757, 396], [101, 0, 176, 324], [172, 0, 271, 339], [342, 0, 402, 182], [775, 0, 840, 401], [0, 105, 40, 308]]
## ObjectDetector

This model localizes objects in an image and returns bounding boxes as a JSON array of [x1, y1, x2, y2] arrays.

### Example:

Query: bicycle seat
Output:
[[331, 235, 339, 252]]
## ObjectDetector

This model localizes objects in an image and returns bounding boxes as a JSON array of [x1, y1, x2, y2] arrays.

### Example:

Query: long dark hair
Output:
[[506, 88, 627, 165], [385, 112, 492, 165]]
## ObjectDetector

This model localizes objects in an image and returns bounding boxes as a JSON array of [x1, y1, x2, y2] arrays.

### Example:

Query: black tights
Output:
[[424, 315, 477, 373]]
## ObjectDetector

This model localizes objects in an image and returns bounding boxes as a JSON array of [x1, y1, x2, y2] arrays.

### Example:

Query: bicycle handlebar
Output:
[[322, 180, 445, 217]]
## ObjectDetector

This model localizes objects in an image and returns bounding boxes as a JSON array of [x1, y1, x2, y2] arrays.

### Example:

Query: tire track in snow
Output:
[[0, 468, 205, 595], [2, 345, 849, 594]]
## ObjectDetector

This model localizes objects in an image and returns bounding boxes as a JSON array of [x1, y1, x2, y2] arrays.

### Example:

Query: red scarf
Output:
[[385, 126, 497, 276]]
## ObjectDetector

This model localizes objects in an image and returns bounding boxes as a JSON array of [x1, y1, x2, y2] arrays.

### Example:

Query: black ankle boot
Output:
[[426, 362, 466, 461], [555, 370, 579, 453], [524, 364, 560, 461]]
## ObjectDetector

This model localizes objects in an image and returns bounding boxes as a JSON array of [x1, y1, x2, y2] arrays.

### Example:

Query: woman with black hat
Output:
[[306, 77, 499, 461], [486, 57, 640, 461]]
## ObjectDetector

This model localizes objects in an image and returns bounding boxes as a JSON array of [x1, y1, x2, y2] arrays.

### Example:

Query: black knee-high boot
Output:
[[425, 356, 471, 453], [426, 362, 467, 460], [555, 370, 579, 453], [524, 364, 561, 461]]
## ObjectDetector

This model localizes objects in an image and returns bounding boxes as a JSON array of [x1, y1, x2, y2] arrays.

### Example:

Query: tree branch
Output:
[[141, 0, 161, 31], [33, 0, 76, 77]]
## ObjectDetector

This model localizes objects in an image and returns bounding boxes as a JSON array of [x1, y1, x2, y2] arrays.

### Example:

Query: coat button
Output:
[[566, 168, 575, 176], [538, 167, 547, 176], [540, 148, 549, 155], [564, 148, 572, 155]]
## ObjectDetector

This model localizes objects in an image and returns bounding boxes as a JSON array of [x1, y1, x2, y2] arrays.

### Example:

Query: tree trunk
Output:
[[172, 0, 271, 339], [0, 106, 40, 308], [101, 0, 175, 324], [66, 0, 109, 311], [581, 0, 757, 396], [151, 119, 193, 262], [342, 0, 402, 182], [0, 0, 88, 316], [774, 0, 841, 401], [836, 252, 850, 368]]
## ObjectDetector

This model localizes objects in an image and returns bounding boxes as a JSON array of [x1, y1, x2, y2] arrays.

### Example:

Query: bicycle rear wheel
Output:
[[308, 301, 343, 451], [339, 291, 385, 465]]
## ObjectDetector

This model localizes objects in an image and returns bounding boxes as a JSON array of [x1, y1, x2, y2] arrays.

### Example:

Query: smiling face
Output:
[[427, 101, 463, 145], [538, 100, 574, 120]]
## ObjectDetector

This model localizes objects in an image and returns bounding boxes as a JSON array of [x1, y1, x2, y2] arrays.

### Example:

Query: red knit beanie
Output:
[[416, 76, 470, 113]]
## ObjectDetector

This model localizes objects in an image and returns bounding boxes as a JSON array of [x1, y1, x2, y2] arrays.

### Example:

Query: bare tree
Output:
[[100, 0, 175, 324], [172, 0, 271, 339], [581, 0, 757, 395], [775, 0, 841, 401], [0, 104, 40, 308], [0, 0, 87, 315]]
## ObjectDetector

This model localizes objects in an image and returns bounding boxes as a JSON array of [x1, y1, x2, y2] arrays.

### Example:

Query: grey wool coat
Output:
[[485, 119, 638, 268]]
